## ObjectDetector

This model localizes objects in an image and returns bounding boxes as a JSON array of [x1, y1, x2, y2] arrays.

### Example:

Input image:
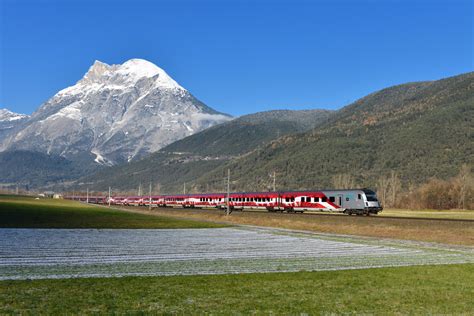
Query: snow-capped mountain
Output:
[[0, 108, 28, 122], [0, 59, 231, 165], [0, 108, 29, 141]]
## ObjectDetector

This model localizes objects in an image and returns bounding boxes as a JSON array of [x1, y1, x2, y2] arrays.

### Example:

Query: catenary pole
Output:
[[108, 186, 111, 207], [149, 182, 152, 211], [86, 188, 89, 204], [226, 169, 230, 216]]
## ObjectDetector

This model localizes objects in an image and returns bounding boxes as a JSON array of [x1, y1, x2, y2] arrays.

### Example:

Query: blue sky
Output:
[[0, 0, 472, 117]]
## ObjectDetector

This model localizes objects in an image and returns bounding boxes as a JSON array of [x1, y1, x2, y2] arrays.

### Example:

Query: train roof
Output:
[[88, 189, 376, 198]]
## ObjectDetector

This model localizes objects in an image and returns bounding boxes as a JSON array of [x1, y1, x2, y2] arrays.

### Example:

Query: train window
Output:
[[329, 196, 335, 202], [321, 197, 327, 202], [291, 197, 295, 202], [358, 194, 362, 200]]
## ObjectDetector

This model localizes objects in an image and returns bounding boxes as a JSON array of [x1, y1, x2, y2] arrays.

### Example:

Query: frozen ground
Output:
[[1, 227, 473, 280]]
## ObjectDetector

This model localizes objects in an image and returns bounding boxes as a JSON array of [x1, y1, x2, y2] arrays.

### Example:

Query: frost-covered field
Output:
[[1, 227, 473, 280]]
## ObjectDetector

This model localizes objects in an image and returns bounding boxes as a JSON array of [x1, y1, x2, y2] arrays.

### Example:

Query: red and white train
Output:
[[66, 188, 383, 215]]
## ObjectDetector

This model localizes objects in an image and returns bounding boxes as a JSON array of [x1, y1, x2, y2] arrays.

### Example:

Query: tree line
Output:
[[332, 164, 473, 210]]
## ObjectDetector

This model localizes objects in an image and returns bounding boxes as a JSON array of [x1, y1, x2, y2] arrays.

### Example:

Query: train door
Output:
[[337, 194, 344, 208]]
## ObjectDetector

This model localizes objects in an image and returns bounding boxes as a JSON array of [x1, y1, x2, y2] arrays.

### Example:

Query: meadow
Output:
[[0, 195, 226, 229], [1, 264, 473, 314]]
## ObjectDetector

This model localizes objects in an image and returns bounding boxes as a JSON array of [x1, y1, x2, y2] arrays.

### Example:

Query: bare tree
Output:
[[332, 174, 355, 189], [388, 171, 401, 208], [456, 164, 473, 209], [376, 176, 389, 207], [153, 183, 162, 194]]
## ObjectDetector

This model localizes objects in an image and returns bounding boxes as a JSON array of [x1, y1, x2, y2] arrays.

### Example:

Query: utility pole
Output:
[[108, 186, 111, 207], [149, 181, 152, 211], [226, 168, 230, 216], [183, 182, 186, 195], [86, 188, 89, 204]]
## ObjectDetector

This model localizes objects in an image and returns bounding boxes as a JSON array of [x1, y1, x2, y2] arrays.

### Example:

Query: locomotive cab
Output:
[[362, 189, 383, 214]]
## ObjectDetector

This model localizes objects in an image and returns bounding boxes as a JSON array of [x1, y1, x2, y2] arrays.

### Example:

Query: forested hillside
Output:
[[191, 72, 473, 193], [0, 150, 100, 188]]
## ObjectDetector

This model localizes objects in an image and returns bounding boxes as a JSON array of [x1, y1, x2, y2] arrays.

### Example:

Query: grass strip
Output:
[[1, 264, 473, 314]]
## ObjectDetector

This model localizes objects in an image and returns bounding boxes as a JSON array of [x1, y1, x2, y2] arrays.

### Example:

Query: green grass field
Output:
[[0, 195, 227, 229], [381, 208, 474, 220], [1, 264, 473, 314]]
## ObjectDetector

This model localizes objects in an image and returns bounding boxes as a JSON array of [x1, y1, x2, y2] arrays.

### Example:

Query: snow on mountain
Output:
[[0, 108, 29, 142], [0, 59, 232, 165], [0, 108, 29, 122]]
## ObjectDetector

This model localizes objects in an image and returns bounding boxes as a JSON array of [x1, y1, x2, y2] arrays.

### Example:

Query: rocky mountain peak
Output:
[[83, 60, 113, 82], [59, 58, 184, 96], [1, 59, 231, 166]]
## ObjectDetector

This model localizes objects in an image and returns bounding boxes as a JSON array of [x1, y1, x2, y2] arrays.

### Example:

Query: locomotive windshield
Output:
[[366, 194, 379, 202]]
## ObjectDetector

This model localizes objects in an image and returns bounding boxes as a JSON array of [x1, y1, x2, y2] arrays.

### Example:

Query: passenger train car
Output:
[[65, 188, 382, 215]]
